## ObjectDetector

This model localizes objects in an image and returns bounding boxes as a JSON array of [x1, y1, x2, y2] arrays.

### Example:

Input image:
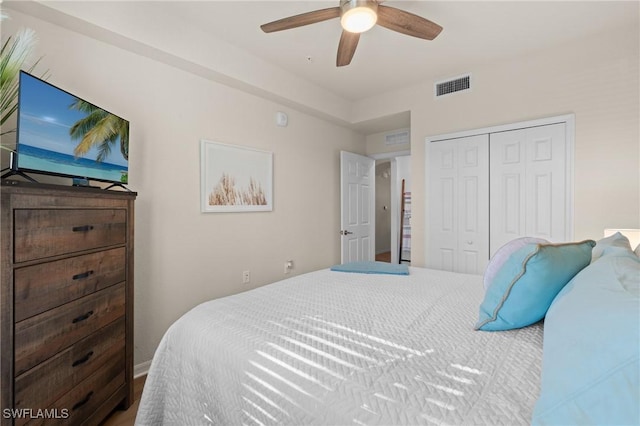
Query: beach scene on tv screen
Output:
[[17, 73, 129, 183]]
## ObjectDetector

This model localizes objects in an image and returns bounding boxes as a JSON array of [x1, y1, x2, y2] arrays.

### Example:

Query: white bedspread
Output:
[[136, 267, 543, 425]]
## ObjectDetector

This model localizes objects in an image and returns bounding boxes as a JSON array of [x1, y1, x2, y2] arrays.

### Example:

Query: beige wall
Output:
[[354, 24, 640, 266], [2, 10, 366, 365]]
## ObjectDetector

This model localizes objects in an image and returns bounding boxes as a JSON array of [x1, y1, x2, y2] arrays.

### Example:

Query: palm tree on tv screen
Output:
[[69, 99, 129, 161]]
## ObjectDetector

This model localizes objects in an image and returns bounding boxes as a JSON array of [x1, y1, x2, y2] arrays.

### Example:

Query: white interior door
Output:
[[428, 134, 489, 274], [489, 123, 567, 255], [340, 151, 375, 263]]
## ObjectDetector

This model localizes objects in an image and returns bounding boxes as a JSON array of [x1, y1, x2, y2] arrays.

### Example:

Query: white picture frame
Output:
[[200, 139, 273, 212]]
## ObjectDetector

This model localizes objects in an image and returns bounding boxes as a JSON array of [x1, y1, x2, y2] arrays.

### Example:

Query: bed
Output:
[[135, 235, 640, 426]]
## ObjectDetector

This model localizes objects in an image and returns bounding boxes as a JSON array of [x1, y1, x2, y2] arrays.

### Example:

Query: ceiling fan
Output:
[[260, 0, 443, 67]]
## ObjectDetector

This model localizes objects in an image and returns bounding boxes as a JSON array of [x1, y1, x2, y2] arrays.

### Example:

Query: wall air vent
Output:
[[435, 74, 471, 98], [385, 129, 410, 146]]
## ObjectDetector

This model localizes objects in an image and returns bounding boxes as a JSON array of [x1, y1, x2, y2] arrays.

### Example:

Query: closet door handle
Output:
[[340, 230, 353, 235], [72, 225, 94, 232]]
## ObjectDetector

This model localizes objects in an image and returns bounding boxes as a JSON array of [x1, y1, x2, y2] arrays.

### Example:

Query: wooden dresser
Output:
[[0, 180, 136, 425]]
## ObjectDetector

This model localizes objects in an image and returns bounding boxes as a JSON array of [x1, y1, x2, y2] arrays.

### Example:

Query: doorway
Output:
[[373, 155, 411, 263], [375, 161, 392, 262]]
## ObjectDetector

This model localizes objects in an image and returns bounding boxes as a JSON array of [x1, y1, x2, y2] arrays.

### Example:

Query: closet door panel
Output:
[[460, 250, 480, 275], [457, 137, 489, 274], [490, 123, 567, 255], [503, 173, 523, 235], [428, 143, 458, 271], [428, 135, 488, 274], [531, 172, 553, 236], [525, 123, 566, 240], [490, 129, 527, 256]]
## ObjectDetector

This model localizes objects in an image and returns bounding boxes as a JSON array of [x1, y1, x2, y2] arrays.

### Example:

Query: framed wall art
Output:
[[200, 140, 273, 212]]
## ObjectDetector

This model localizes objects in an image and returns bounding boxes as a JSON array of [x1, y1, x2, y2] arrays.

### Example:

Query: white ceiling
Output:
[[10, 1, 638, 133], [157, 1, 638, 101]]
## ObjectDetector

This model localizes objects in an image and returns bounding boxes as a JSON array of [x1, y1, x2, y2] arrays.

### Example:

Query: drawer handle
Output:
[[72, 310, 94, 324], [72, 391, 94, 411], [72, 225, 94, 232], [72, 270, 94, 280], [72, 350, 94, 367]]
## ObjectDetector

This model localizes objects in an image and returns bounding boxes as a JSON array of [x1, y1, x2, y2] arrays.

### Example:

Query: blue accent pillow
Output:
[[532, 249, 640, 425], [330, 261, 409, 275], [475, 240, 595, 331]]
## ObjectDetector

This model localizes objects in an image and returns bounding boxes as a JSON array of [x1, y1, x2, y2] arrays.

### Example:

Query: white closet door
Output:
[[458, 138, 490, 273], [489, 123, 567, 256], [428, 134, 489, 274], [429, 142, 457, 271]]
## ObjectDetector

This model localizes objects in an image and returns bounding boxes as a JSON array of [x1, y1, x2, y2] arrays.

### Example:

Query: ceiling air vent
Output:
[[435, 74, 471, 98]]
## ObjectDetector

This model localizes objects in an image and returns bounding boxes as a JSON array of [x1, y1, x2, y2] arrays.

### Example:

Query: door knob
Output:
[[340, 230, 354, 235]]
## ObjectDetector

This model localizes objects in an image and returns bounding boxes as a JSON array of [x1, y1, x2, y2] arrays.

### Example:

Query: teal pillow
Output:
[[532, 251, 640, 425], [475, 240, 595, 331]]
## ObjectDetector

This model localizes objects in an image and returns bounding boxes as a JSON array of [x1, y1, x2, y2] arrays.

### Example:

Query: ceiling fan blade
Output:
[[261, 7, 341, 33], [337, 31, 360, 67], [377, 5, 443, 40]]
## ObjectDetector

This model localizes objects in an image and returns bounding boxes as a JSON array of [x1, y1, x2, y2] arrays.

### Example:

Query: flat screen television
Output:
[[15, 71, 129, 184]]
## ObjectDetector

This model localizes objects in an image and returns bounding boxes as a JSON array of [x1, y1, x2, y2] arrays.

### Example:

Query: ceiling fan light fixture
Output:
[[340, 0, 378, 33], [260, 0, 442, 67]]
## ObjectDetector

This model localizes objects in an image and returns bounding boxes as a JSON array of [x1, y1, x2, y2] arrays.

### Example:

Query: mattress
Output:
[[135, 267, 543, 425]]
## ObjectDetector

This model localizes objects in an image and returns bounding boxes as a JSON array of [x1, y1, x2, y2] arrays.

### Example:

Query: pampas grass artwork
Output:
[[201, 140, 272, 212], [209, 174, 267, 206]]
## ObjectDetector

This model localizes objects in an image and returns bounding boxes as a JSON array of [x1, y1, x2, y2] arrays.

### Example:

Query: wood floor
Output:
[[101, 375, 146, 426], [375, 251, 391, 262]]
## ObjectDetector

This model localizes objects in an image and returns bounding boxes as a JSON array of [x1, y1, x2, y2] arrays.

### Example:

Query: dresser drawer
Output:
[[15, 317, 125, 411], [14, 283, 125, 375], [19, 351, 126, 426], [14, 248, 126, 322], [14, 209, 127, 263]]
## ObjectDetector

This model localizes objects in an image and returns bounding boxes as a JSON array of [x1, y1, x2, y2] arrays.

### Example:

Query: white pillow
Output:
[[483, 237, 549, 290], [591, 232, 632, 261]]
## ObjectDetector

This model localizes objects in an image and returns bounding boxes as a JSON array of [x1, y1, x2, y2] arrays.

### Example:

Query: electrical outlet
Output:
[[242, 270, 250, 284]]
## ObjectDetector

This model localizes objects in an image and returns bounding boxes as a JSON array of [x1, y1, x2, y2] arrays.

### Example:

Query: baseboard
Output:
[[134, 360, 152, 378]]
